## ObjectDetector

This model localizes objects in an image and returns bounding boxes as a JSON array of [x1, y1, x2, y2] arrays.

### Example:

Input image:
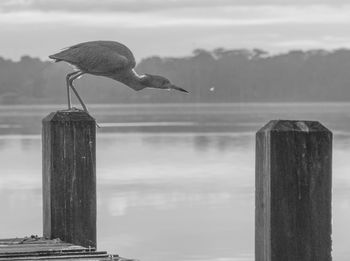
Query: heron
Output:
[[49, 40, 188, 114]]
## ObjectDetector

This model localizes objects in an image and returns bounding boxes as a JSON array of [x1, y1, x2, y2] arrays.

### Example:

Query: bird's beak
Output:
[[166, 84, 189, 93]]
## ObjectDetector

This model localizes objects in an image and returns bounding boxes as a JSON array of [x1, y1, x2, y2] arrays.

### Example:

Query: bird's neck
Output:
[[112, 69, 147, 91]]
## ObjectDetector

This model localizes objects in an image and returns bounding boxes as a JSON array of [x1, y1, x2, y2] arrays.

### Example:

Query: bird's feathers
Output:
[[49, 41, 136, 75]]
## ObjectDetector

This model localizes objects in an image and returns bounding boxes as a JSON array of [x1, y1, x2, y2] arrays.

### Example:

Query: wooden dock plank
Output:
[[0, 245, 77, 249], [0, 251, 107, 257], [0, 256, 137, 261], [0, 253, 110, 260], [0, 246, 93, 253], [0, 238, 135, 261]]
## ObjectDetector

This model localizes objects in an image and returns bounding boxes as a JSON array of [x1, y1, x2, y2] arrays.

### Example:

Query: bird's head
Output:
[[141, 74, 188, 93]]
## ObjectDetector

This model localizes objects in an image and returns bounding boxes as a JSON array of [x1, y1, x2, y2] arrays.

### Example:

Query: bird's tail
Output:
[[48, 54, 62, 62]]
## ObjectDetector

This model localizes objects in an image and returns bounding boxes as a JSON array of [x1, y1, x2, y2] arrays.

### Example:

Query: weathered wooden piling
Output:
[[255, 120, 332, 261], [42, 110, 96, 248]]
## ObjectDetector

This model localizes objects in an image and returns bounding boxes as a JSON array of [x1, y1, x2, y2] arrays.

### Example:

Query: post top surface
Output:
[[42, 109, 95, 122], [257, 120, 331, 134]]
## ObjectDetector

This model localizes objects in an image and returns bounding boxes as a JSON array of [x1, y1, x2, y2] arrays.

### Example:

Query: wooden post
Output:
[[255, 120, 332, 261], [42, 110, 96, 248]]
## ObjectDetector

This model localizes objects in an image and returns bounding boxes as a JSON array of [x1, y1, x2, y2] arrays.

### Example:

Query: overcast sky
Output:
[[1, 0, 350, 61]]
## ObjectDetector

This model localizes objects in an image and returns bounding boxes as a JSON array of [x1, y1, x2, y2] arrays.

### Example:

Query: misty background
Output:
[[2, 0, 350, 106], [1, 48, 350, 104], [1, 1, 350, 261]]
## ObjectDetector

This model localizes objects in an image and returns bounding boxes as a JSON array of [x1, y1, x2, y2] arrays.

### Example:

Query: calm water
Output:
[[0, 103, 349, 261]]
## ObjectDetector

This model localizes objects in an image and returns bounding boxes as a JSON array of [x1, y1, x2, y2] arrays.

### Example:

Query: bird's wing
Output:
[[95, 41, 136, 68], [49, 41, 136, 74]]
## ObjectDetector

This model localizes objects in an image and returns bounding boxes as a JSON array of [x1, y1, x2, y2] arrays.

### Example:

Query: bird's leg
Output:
[[66, 71, 81, 110], [69, 71, 101, 128], [68, 71, 89, 113]]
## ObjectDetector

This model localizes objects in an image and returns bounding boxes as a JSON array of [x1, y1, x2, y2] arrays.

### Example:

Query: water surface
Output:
[[0, 103, 349, 261]]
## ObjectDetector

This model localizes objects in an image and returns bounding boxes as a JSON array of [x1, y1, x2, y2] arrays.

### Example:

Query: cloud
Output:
[[1, 0, 350, 60], [0, 0, 348, 14], [271, 36, 350, 50], [1, 0, 350, 30], [1, 4, 350, 29]]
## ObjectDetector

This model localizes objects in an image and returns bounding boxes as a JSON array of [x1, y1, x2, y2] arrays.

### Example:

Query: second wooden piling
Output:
[[255, 120, 332, 261]]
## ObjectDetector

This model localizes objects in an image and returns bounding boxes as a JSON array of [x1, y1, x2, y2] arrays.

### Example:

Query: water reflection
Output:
[[140, 133, 253, 153], [0, 104, 349, 261]]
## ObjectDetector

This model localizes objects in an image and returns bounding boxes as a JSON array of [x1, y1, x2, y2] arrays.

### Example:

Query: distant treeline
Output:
[[1, 48, 350, 104]]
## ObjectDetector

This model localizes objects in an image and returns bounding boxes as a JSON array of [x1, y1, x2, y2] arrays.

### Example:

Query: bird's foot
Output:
[[59, 107, 101, 128], [60, 107, 83, 112], [71, 106, 84, 111]]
